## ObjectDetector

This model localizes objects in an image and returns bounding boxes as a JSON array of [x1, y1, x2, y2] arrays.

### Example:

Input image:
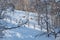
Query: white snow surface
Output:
[[0, 10, 58, 40]]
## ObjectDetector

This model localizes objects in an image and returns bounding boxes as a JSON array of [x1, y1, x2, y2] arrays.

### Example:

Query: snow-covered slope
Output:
[[0, 10, 58, 40], [3, 10, 53, 32], [2, 27, 54, 40]]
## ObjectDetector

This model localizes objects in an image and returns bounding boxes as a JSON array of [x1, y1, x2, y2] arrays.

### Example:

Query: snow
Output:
[[1, 27, 54, 40], [0, 10, 58, 40]]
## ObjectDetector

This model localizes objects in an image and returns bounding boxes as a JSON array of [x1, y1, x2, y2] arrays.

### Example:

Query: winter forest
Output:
[[0, 0, 60, 40]]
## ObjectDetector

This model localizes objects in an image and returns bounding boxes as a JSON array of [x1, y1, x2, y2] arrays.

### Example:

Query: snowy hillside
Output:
[[2, 27, 54, 40], [0, 10, 59, 40]]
